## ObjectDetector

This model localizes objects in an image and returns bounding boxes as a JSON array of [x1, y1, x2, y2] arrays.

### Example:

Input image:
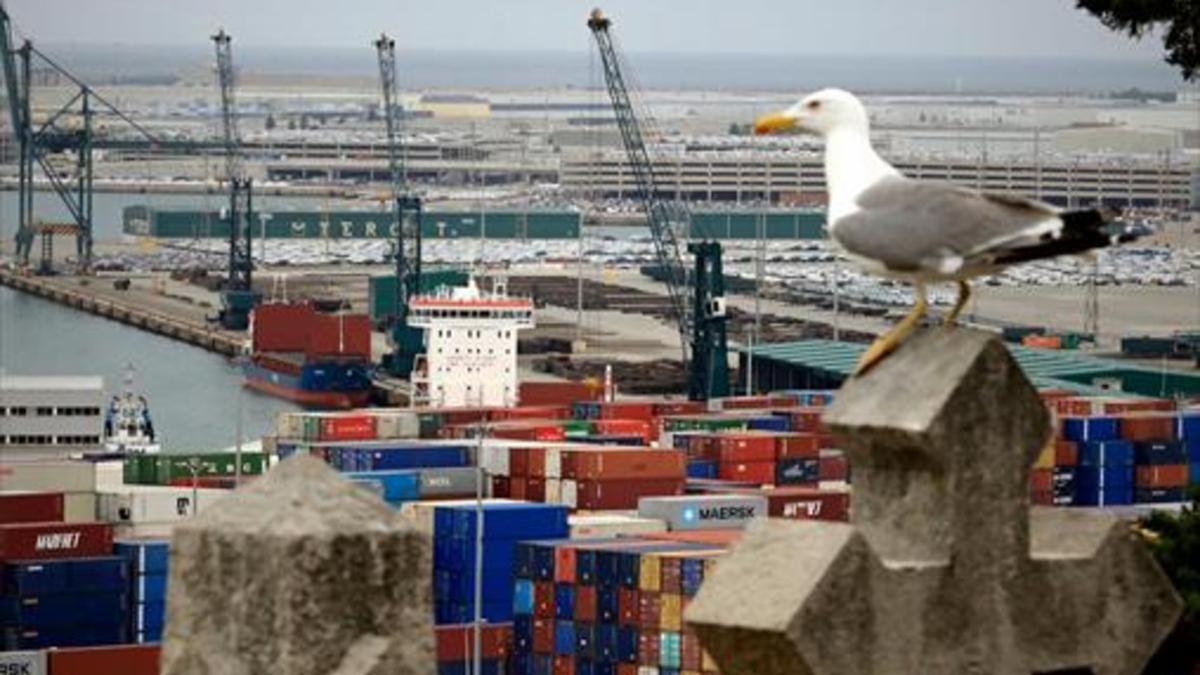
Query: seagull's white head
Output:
[[754, 88, 869, 138]]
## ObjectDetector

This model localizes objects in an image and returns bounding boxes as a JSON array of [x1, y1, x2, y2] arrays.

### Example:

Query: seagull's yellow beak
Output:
[[754, 111, 798, 135]]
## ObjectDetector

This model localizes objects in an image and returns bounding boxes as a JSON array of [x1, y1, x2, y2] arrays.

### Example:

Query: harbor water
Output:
[[0, 286, 298, 451]]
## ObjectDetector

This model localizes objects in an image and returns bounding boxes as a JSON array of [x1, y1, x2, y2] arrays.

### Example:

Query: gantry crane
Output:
[[211, 29, 260, 330], [0, 2, 142, 272], [374, 33, 425, 378], [587, 9, 729, 400]]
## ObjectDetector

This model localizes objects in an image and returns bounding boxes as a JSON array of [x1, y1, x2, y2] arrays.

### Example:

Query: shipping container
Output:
[[320, 414, 378, 442], [0, 493, 63, 525], [347, 471, 421, 503], [1077, 441, 1135, 467], [97, 486, 230, 524], [563, 479, 686, 511], [1134, 464, 1189, 488], [1061, 417, 1121, 443], [564, 449, 685, 482], [419, 467, 483, 498], [251, 303, 313, 353], [0, 463, 97, 493], [0, 650, 45, 675], [1120, 414, 1177, 442], [0, 522, 113, 561], [1133, 441, 1187, 466], [2, 556, 129, 596], [45, 644, 159, 675], [436, 622, 512, 662], [304, 313, 373, 360], [638, 495, 767, 531], [568, 513, 667, 539]]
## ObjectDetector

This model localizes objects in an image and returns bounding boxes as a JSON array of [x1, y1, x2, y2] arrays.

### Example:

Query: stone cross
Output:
[[686, 329, 1181, 675], [161, 455, 435, 675]]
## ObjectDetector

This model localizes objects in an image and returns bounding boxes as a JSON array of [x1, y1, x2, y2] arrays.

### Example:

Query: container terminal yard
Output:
[[1, 1, 1199, 674]]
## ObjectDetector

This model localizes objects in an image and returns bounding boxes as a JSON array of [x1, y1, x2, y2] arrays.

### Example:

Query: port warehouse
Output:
[[122, 206, 826, 240], [741, 339, 1200, 399], [258, 153, 1198, 208]]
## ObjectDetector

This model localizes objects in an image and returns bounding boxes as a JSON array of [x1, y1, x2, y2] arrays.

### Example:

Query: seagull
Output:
[[754, 88, 1130, 375]]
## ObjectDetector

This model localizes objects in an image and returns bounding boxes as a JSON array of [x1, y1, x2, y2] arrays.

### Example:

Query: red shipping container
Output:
[[519, 380, 604, 407], [575, 585, 597, 622], [435, 623, 512, 661], [717, 461, 775, 484], [0, 492, 64, 524], [765, 489, 851, 522], [532, 618, 554, 654], [653, 400, 707, 416], [305, 313, 372, 359], [491, 476, 511, 499], [48, 644, 160, 675], [592, 419, 652, 443], [639, 593, 662, 630], [492, 424, 566, 443], [251, 302, 313, 353], [777, 433, 821, 459], [819, 452, 849, 482], [1030, 469, 1053, 493], [1030, 489, 1053, 505], [554, 655, 576, 675], [1135, 465, 1189, 488], [319, 414, 377, 442], [554, 546, 577, 584], [638, 631, 661, 663], [1054, 397, 1095, 417], [572, 478, 686, 510], [526, 478, 547, 503], [1054, 441, 1078, 467], [787, 408, 827, 433], [437, 407, 492, 427], [682, 630, 703, 671], [618, 587, 640, 626], [617, 664, 638, 675], [1120, 414, 1176, 442], [710, 434, 776, 463], [1103, 399, 1174, 414], [660, 558, 682, 594], [565, 449, 686, 481], [510, 478, 528, 501], [641, 530, 743, 547], [166, 476, 250, 489], [509, 448, 530, 477], [490, 405, 571, 421], [597, 401, 655, 421], [0, 522, 112, 561], [534, 581, 555, 618]]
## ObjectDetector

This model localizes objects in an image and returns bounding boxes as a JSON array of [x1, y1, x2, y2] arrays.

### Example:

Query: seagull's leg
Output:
[[855, 281, 928, 376], [943, 280, 971, 327]]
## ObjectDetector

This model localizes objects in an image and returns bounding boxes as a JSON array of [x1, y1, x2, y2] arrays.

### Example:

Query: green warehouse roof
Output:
[[745, 339, 1200, 399]]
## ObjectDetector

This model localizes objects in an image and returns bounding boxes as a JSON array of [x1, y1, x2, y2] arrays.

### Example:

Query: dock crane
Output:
[[586, 9, 729, 400], [1, 2, 157, 272], [374, 33, 424, 378], [211, 29, 260, 330]]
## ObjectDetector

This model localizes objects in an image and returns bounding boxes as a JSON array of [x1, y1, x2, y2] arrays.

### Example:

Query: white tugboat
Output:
[[103, 364, 161, 455]]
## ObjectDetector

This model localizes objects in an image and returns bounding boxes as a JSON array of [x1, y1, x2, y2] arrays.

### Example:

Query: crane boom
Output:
[[374, 33, 424, 378], [587, 9, 729, 400], [211, 29, 258, 330]]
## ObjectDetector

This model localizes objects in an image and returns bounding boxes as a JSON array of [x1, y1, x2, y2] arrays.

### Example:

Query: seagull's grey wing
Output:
[[832, 178, 1061, 274]]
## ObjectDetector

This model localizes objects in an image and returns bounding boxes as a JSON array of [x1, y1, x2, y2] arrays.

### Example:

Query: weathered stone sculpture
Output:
[[686, 329, 1181, 675], [161, 455, 434, 675]]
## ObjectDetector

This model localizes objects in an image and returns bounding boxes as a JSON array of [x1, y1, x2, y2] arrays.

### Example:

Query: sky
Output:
[[7, 0, 1167, 60]]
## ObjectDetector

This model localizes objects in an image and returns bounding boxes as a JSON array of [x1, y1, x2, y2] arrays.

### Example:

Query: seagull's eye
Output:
[[807, 100, 821, 111]]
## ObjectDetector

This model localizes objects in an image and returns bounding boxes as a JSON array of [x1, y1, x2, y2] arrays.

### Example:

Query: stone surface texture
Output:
[[686, 329, 1182, 675], [161, 455, 434, 675]]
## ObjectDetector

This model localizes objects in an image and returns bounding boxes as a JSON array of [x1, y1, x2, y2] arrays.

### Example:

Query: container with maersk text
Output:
[[0, 649, 46, 675], [637, 494, 767, 531]]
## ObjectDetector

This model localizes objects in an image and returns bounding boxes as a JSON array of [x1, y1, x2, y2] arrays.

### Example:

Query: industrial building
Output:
[[562, 152, 1196, 209], [0, 375, 104, 459]]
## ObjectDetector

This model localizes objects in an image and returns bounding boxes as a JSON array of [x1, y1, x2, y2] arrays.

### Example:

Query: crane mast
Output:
[[374, 33, 424, 377], [211, 29, 259, 330], [587, 9, 729, 400]]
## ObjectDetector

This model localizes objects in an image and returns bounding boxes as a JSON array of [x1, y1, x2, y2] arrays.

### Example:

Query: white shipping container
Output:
[[478, 444, 510, 477], [98, 486, 230, 524], [63, 492, 97, 522], [276, 412, 306, 439], [95, 460, 124, 489], [544, 448, 562, 479], [560, 479, 578, 510], [370, 410, 419, 439], [545, 478, 562, 504], [569, 513, 668, 538], [0, 650, 46, 675], [113, 522, 177, 539], [0, 461, 97, 492]]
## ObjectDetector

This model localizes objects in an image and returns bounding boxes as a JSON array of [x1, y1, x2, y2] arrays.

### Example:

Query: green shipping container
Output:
[[122, 455, 158, 485], [662, 417, 748, 433], [152, 453, 269, 484], [369, 268, 470, 323]]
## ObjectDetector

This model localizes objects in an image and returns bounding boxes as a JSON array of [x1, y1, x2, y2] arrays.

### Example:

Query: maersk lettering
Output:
[[698, 505, 757, 520], [34, 531, 82, 550], [0, 662, 34, 675]]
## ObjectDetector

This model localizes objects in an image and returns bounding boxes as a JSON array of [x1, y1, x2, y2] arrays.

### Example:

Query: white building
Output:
[[408, 279, 534, 408], [0, 376, 104, 460]]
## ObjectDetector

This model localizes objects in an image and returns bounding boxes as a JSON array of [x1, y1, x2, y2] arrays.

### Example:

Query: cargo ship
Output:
[[243, 302, 373, 409]]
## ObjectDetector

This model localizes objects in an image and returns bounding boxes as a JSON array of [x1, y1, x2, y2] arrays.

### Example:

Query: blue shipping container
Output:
[[440, 503, 569, 541], [747, 416, 790, 432], [1077, 441, 1134, 467], [132, 573, 167, 604], [1062, 417, 1121, 443], [1076, 465, 1135, 489], [347, 470, 421, 503], [2, 557, 129, 596], [435, 567, 513, 602], [1133, 442, 1188, 466], [555, 620, 576, 655], [1192, 463, 1200, 486], [1135, 487, 1187, 504], [113, 539, 170, 575], [132, 600, 165, 633], [574, 622, 595, 658], [687, 460, 717, 480], [0, 592, 129, 627], [1178, 414, 1200, 441], [1075, 482, 1134, 507], [357, 445, 470, 471], [438, 661, 504, 675], [776, 458, 820, 485], [3, 623, 129, 650], [1185, 440, 1200, 464]]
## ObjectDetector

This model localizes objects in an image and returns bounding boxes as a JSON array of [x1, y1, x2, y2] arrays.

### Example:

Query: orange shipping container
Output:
[[1054, 441, 1078, 466], [653, 400, 708, 416], [1102, 399, 1175, 414], [48, 645, 160, 675], [565, 448, 686, 481], [319, 414, 377, 441], [1120, 414, 1176, 442], [597, 401, 655, 421], [787, 408, 827, 433], [520, 380, 604, 406], [1135, 464, 1189, 488], [1023, 335, 1062, 349], [1030, 468, 1053, 492], [593, 418, 653, 443], [776, 433, 821, 459]]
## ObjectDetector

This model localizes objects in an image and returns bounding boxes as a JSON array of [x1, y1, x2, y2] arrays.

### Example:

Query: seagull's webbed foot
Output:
[[943, 280, 971, 327], [855, 282, 928, 376]]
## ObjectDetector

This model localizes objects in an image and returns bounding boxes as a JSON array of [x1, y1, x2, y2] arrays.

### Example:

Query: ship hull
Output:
[[242, 358, 372, 410]]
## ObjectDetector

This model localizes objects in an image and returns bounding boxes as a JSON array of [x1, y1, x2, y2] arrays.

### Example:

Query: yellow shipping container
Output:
[[660, 593, 683, 632], [639, 553, 662, 592]]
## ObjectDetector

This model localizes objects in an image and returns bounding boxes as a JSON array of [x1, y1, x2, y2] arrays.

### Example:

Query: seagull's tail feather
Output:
[[993, 206, 1133, 265]]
